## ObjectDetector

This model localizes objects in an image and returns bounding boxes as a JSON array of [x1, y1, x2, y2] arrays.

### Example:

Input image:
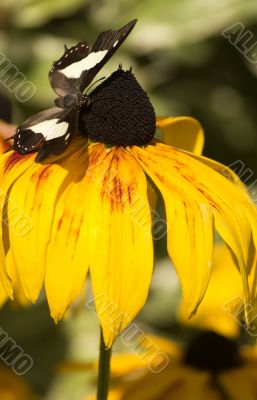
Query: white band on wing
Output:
[[60, 50, 108, 79], [28, 119, 69, 140]]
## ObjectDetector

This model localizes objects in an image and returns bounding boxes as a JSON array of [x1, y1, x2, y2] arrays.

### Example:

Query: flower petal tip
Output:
[[188, 310, 197, 320], [50, 306, 66, 324], [52, 314, 61, 325]]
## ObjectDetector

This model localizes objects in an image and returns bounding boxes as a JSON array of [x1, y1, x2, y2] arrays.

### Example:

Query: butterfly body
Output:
[[11, 19, 137, 162], [54, 93, 90, 109]]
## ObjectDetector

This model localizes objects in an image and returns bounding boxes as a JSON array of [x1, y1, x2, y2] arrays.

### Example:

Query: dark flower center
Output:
[[79, 68, 156, 146], [184, 331, 243, 372]]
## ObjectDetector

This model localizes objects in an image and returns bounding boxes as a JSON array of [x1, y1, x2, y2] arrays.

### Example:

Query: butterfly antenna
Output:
[[34, 137, 45, 150], [86, 77, 106, 94]]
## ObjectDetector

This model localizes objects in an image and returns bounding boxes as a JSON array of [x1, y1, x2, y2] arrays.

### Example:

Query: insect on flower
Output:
[[10, 19, 137, 162], [1, 19, 257, 351]]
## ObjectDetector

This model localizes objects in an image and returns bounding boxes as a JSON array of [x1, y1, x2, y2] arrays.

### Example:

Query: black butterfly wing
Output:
[[35, 108, 79, 162], [49, 41, 91, 98], [13, 107, 64, 154], [79, 19, 137, 92], [49, 19, 137, 97], [13, 107, 79, 162]]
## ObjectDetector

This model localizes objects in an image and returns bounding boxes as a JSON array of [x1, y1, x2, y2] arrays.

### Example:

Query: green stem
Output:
[[97, 328, 112, 400]]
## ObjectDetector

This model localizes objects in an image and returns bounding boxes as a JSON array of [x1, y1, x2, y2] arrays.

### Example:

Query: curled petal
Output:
[[156, 116, 204, 155], [130, 145, 214, 317], [131, 141, 257, 321]]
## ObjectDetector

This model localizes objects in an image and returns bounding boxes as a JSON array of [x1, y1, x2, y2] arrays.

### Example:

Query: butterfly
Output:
[[10, 19, 137, 162]]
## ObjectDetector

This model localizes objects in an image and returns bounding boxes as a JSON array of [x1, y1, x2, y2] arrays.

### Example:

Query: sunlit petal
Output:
[[45, 141, 90, 321], [0, 138, 88, 303], [86, 145, 153, 347]]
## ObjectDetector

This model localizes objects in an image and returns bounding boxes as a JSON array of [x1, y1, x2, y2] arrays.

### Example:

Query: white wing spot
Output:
[[60, 50, 108, 79], [113, 40, 118, 47], [27, 119, 69, 140]]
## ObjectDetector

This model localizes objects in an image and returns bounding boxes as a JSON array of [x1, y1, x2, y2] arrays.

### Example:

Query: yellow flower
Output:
[[103, 332, 257, 400], [0, 111, 257, 348], [0, 365, 35, 399], [178, 242, 242, 338]]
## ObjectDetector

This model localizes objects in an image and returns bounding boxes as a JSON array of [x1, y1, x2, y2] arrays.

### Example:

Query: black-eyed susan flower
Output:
[[102, 331, 257, 400], [0, 68, 257, 351]]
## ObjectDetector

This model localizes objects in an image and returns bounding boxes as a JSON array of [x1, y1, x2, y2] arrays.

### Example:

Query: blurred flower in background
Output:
[[0, 365, 35, 399], [105, 331, 257, 400]]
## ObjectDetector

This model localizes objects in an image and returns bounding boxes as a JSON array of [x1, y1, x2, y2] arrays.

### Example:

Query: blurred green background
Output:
[[0, 0, 257, 399]]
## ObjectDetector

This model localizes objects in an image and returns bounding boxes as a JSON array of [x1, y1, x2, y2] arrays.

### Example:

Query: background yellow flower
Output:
[[178, 242, 242, 338], [104, 332, 257, 400]]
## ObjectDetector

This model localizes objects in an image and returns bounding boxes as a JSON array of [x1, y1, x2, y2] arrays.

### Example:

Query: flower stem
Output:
[[97, 328, 112, 400]]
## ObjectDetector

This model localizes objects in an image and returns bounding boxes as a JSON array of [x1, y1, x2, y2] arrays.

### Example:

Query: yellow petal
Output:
[[161, 144, 256, 312], [0, 137, 88, 303], [6, 250, 28, 306], [178, 243, 242, 338], [0, 152, 34, 300], [132, 141, 257, 322], [0, 245, 12, 301], [156, 116, 204, 155], [86, 145, 153, 347], [187, 152, 246, 189], [0, 275, 8, 307], [130, 145, 214, 317], [185, 151, 257, 280], [45, 142, 90, 321], [175, 149, 256, 311]]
